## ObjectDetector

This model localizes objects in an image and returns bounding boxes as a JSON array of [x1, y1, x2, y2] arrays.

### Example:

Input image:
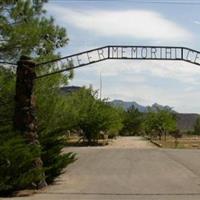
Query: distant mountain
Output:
[[110, 99, 199, 131], [110, 100, 172, 112], [60, 86, 81, 94], [151, 103, 172, 112], [60, 89, 199, 132], [111, 99, 147, 112], [176, 113, 199, 132]]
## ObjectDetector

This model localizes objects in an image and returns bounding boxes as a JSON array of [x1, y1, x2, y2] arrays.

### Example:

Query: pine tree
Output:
[[0, 0, 76, 194]]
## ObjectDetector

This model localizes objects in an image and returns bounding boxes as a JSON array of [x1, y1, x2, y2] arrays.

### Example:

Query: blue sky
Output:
[[45, 0, 200, 113]]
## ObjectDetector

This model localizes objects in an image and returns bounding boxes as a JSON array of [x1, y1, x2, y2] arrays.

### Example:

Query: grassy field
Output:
[[152, 135, 200, 149]]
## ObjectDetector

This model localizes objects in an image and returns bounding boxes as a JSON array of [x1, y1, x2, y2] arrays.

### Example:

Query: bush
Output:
[[39, 128, 76, 183], [0, 135, 44, 196]]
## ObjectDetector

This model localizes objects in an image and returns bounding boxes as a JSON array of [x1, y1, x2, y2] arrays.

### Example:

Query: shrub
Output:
[[0, 135, 44, 196], [39, 128, 76, 183]]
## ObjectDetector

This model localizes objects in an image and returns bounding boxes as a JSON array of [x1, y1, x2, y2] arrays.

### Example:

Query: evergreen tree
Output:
[[0, 0, 76, 194]]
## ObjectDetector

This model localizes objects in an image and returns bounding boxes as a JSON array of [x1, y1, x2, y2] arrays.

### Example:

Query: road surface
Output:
[[3, 136, 200, 200]]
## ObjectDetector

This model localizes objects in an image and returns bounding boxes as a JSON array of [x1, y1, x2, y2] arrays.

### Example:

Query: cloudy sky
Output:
[[46, 0, 200, 113]]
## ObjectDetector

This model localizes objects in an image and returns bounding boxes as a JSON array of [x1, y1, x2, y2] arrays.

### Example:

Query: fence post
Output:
[[14, 55, 47, 188]]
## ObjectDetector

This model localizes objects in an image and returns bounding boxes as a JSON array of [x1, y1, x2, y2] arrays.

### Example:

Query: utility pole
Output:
[[100, 72, 102, 100]]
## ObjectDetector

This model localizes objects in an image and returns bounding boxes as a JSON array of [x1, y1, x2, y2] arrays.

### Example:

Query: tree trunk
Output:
[[158, 133, 162, 140], [163, 131, 167, 141]]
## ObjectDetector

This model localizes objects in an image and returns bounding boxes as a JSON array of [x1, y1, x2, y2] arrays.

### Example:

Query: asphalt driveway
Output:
[[3, 137, 200, 200]]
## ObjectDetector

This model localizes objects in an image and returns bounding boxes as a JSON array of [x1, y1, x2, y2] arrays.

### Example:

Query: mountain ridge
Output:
[[60, 87, 199, 132], [110, 99, 199, 132], [110, 99, 172, 112]]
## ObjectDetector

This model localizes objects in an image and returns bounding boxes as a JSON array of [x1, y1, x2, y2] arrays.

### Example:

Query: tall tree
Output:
[[0, 0, 75, 194], [64, 88, 123, 144]]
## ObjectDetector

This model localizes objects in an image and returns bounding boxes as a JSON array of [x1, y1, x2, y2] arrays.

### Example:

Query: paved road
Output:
[[3, 137, 200, 200]]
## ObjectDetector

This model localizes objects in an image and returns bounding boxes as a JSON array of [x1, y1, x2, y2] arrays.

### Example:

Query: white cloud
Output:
[[194, 20, 200, 25], [81, 59, 200, 85], [46, 4, 199, 112], [47, 4, 193, 42], [69, 59, 200, 113], [71, 71, 200, 113], [104, 84, 200, 113]]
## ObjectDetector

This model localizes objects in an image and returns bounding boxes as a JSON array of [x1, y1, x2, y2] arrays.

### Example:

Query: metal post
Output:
[[181, 48, 184, 60], [108, 46, 110, 59], [14, 55, 47, 188]]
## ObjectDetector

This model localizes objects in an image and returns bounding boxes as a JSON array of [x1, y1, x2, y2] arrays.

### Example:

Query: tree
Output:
[[120, 106, 144, 136], [0, 67, 15, 141], [0, 0, 68, 62], [169, 129, 182, 147], [0, 0, 75, 194], [144, 108, 177, 140], [194, 116, 200, 135], [64, 88, 123, 144]]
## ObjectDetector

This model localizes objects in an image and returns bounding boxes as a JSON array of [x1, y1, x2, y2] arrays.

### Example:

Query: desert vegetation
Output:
[[0, 0, 123, 195], [0, 0, 75, 195], [1, 0, 200, 197]]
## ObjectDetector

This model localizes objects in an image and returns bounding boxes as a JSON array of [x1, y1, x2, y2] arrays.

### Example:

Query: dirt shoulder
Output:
[[106, 136, 156, 149]]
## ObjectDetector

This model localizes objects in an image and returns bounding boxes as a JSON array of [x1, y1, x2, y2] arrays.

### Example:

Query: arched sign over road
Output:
[[36, 45, 200, 78], [14, 45, 200, 177]]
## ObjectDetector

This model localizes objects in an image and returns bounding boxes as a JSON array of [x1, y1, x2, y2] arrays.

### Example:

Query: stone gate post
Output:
[[14, 55, 47, 188]]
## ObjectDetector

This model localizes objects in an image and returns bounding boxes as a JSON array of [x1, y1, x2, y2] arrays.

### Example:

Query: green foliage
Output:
[[40, 128, 76, 183], [64, 88, 123, 144], [0, 0, 75, 194], [0, 0, 68, 62], [120, 106, 144, 136], [0, 135, 44, 195], [194, 117, 200, 135], [144, 108, 177, 140], [35, 76, 76, 184], [186, 130, 193, 135]]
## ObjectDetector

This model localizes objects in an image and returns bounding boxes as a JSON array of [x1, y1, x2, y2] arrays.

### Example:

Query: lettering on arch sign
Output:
[[61, 46, 200, 67], [36, 45, 200, 78], [108, 46, 200, 65]]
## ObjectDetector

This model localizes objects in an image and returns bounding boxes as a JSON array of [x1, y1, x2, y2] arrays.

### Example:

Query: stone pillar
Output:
[[14, 55, 47, 188]]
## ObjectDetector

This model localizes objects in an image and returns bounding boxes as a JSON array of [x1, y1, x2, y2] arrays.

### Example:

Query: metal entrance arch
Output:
[[36, 45, 200, 78], [13, 45, 200, 184]]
